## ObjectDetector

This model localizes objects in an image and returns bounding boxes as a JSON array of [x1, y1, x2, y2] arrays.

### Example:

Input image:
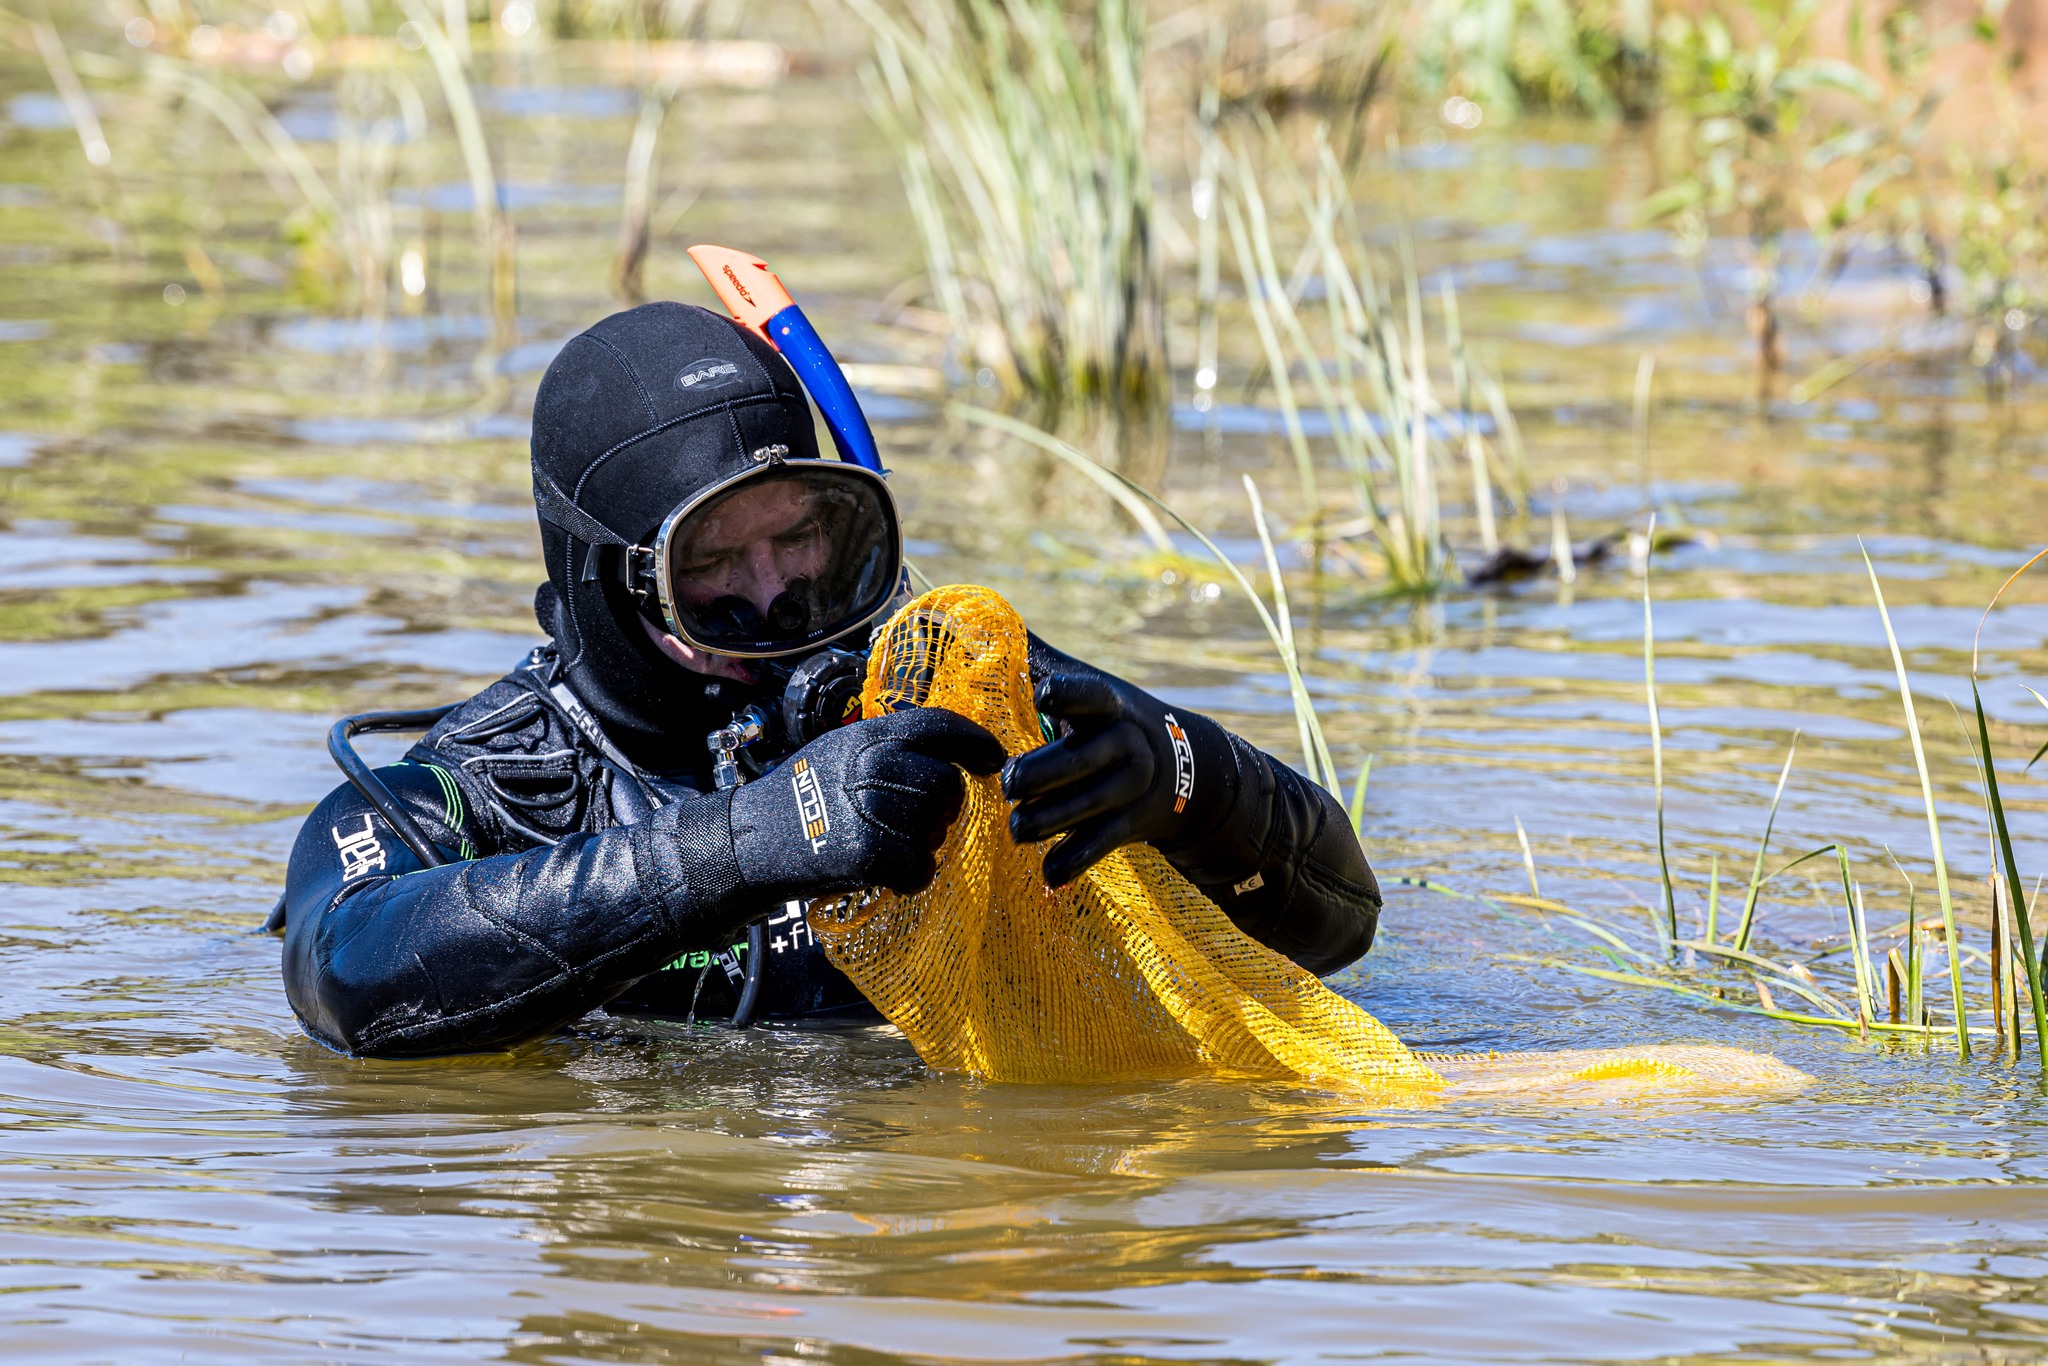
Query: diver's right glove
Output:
[[1002, 660, 1239, 885], [731, 708, 1006, 899]]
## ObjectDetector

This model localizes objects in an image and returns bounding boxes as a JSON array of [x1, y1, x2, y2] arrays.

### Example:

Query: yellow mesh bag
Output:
[[811, 586, 1808, 1102]]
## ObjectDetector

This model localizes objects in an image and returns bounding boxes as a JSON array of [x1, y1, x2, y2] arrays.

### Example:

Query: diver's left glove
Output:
[[730, 708, 1007, 899], [1002, 657, 1239, 885]]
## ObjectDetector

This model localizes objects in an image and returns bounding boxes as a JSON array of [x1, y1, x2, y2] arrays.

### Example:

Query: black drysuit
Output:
[[276, 299, 1384, 1058], [280, 636, 1384, 1057]]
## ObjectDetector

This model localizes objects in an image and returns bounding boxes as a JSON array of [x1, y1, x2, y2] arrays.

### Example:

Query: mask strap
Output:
[[533, 469, 631, 583]]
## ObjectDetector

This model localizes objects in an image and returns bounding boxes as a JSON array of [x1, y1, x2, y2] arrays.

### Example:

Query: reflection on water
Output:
[[3, 13, 2048, 1362]]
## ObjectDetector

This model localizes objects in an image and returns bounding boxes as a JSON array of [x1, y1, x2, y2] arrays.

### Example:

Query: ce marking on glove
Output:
[[1163, 714, 1195, 815], [790, 757, 830, 853]]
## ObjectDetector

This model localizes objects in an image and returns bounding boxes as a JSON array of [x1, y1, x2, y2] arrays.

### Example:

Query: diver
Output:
[[278, 297, 1386, 1057]]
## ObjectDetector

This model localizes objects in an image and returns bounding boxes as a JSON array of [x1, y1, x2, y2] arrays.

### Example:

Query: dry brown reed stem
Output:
[[613, 74, 682, 304]]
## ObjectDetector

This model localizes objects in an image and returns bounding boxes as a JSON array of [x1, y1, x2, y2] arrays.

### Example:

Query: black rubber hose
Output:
[[730, 918, 768, 1029], [327, 706, 458, 869]]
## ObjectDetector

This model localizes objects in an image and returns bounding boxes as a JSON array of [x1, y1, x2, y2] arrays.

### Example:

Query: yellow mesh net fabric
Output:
[[810, 585, 1808, 1103]]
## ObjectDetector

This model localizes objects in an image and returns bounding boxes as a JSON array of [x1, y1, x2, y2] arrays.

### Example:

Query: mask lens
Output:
[[662, 467, 898, 656]]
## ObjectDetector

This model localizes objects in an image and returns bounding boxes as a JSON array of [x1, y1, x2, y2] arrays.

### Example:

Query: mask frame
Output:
[[620, 454, 903, 661]]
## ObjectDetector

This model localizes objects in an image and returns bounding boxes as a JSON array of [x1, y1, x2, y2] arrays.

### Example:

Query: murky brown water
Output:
[[4, 8, 2048, 1361]]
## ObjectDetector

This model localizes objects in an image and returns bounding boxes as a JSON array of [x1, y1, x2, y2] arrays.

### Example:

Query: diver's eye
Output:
[[676, 549, 737, 580], [773, 516, 825, 551]]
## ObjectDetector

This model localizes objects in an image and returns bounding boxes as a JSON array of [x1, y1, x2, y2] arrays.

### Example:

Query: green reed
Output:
[[1463, 540, 2048, 1059], [1407, 0, 1655, 119], [1967, 552, 2048, 1068], [954, 403, 1337, 789], [1730, 733, 1799, 952], [851, 0, 1162, 407], [394, 0, 514, 333], [1221, 132, 1521, 592], [1862, 543, 1969, 1056], [41, 2, 512, 324], [1643, 527, 1677, 949]]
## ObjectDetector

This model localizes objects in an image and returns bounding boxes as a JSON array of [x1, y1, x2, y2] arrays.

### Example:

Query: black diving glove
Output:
[[731, 708, 1006, 899], [1002, 658, 1238, 885]]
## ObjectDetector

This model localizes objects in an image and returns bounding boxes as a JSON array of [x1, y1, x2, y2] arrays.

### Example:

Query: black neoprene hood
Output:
[[530, 301, 828, 768]]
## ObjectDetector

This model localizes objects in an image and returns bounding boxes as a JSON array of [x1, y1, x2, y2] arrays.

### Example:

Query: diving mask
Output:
[[627, 454, 901, 660]]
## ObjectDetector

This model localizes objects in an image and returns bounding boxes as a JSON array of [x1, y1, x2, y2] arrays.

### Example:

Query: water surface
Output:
[[3, 17, 2048, 1362]]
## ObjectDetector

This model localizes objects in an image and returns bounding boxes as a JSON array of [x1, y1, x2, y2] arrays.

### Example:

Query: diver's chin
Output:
[[638, 617, 758, 685]]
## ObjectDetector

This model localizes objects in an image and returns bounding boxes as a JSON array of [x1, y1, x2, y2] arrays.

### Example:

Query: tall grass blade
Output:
[[1222, 191, 1321, 521], [30, 22, 109, 170], [1516, 816, 1541, 898], [1192, 27, 1222, 419], [613, 75, 681, 304], [1972, 680, 2048, 1068], [1632, 352, 1656, 510], [1348, 756, 1374, 836], [1862, 542, 1968, 1056], [1643, 525, 1677, 950], [955, 403, 1335, 788], [1247, 474, 1335, 785], [398, 0, 513, 330], [1443, 277, 1497, 555], [1908, 916, 1925, 1027], [1550, 491, 1576, 585], [1837, 849, 1874, 1028], [1706, 852, 1720, 942], [1733, 732, 1800, 951]]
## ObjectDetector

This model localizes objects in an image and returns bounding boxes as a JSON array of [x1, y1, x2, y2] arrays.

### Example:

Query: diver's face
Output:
[[646, 465, 897, 684], [670, 480, 832, 619]]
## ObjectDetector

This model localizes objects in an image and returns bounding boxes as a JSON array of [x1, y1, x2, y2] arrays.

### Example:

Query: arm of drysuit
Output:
[[1158, 729, 1380, 976], [281, 761, 750, 1058], [281, 710, 1002, 1058], [1017, 635, 1381, 977]]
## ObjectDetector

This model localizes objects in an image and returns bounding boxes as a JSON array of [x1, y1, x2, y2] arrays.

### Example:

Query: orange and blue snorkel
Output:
[[687, 244, 883, 474]]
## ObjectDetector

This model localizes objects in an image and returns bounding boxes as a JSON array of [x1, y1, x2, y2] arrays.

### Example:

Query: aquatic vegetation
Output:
[[1640, 0, 1882, 393], [607, 0, 728, 304], [1862, 541, 1969, 1054], [1406, 0, 1659, 118], [1468, 546, 2048, 1067], [26, 3, 514, 324], [393, 0, 516, 333], [848, 0, 1162, 407], [1220, 131, 1527, 591], [954, 402, 1340, 787], [1642, 543, 1675, 948], [1798, 1, 2044, 384], [1185, 0, 1397, 119]]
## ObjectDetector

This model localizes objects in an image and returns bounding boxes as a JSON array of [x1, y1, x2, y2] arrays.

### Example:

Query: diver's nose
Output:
[[737, 543, 788, 617]]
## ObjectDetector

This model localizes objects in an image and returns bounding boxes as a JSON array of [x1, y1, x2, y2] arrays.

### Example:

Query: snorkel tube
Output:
[[686, 244, 886, 1029], [686, 244, 883, 474]]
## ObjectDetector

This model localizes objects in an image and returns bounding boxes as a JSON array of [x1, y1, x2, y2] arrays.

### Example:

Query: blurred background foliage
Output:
[[13, 0, 2042, 377], [3, 0, 2044, 588]]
